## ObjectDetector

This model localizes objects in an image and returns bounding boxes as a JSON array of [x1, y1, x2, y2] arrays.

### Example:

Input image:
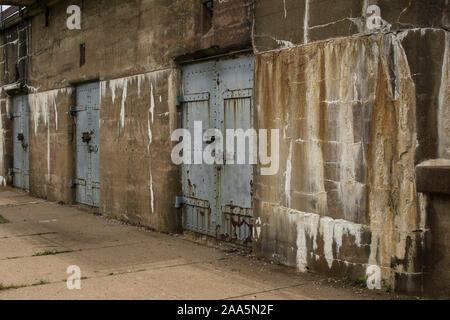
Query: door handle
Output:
[[82, 131, 92, 143], [17, 133, 28, 150]]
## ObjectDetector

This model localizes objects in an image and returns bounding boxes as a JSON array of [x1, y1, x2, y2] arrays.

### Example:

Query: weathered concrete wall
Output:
[[28, 0, 193, 91], [24, 0, 192, 232], [0, 0, 252, 233], [416, 159, 450, 298], [99, 69, 180, 231], [0, 17, 31, 186], [1, 19, 30, 86], [186, 0, 253, 58], [0, 0, 448, 297], [253, 29, 449, 294], [0, 96, 13, 187], [254, 0, 448, 52], [28, 87, 74, 203], [28, 0, 252, 91], [424, 193, 450, 298]]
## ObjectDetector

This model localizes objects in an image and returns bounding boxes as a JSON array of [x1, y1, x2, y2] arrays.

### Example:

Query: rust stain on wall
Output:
[[253, 32, 431, 292]]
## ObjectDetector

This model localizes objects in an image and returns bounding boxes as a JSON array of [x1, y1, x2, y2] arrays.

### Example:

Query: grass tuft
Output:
[[0, 215, 9, 224], [0, 280, 50, 291], [344, 276, 367, 288], [33, 249, 73, 257]]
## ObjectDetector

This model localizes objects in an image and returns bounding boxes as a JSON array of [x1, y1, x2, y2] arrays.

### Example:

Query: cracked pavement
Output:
[[0, 188, 409, 300]]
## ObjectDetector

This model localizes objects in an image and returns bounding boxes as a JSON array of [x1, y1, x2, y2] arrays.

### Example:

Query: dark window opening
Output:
[[80, 43, 86, 67], [45, 7, 50, 27], [14, 63, 19, 81], [202, 0, 213, 35]]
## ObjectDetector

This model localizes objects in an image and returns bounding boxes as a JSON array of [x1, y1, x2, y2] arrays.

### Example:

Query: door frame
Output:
[[178, 52, 256, 247], [72, 81, 101, 207]]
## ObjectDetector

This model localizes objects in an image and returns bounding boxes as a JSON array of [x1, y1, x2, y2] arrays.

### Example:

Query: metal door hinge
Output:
[[175, 196, 184, 209], [69, 179, 78, 189], [178, 92, 210, 104], [175, 196, 210, 209], [69, 106, 86, 117], [223, 89, 253, 99], [7, 112, 21, 120], [69, 106, 78, 117]]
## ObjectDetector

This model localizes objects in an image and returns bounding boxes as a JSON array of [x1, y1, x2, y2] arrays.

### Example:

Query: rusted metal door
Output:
[[216, 58, 254, 246], [181, 56, 254, 246], [74, 82, 100, 207], [181, 60, 217, 236], [12, 95, 30, 191]]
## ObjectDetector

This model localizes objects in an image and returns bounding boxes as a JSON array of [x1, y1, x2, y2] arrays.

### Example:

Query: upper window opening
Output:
[[45, 7, 50, 27], [202, 0, 213, 35]]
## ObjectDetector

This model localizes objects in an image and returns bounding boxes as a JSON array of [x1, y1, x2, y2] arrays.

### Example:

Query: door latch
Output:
[[89, 145, 99, 153], [69, 106, 78, 117], [82, 131, 92, 143], [17, 133, 28, 150]]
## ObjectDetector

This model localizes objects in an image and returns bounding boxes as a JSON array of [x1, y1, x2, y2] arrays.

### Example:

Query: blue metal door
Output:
[[181, 60, 217, 236], [181, 56, 254, 246], [75, 82, 100, 207], [12, 95, 30, 191], [216, 58, 254, 246]]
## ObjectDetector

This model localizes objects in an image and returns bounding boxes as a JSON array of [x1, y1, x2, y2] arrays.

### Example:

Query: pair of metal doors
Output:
[[181, 56, 255, 246], [11, 84, 99, 208]]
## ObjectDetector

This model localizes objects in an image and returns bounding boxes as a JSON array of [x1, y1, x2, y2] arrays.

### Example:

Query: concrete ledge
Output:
[[416, 159, 450, 195]]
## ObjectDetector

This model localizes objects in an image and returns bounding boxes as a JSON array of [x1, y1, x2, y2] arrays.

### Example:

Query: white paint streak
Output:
[[304, 0, 309, 44], [47, 124, 50, 183], [321, 217, 335, 268], [28, 88, 72, 185], [150, 83, 155, 123], [53, 96, 58, 131], [276, 39, 295, 48], [108, 78, 130, 129], [289, 207, 364, 271], [147, 82, 156, 153], [28, 88, 70, 136], [150, 173, 154, 213], [295, 211, 320, 271], [105, 73, 161, 131], [254, 217, 262, 239], [102, 71, 167, 215], [148, 79, 157, 213], [285, 141, 292, 207]]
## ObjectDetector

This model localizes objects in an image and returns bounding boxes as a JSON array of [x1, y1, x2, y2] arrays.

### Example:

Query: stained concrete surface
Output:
[[0, 188, 411, 300]]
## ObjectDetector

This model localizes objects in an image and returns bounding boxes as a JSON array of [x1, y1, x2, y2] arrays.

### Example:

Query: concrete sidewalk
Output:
[[0, 188, 409, 300]]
